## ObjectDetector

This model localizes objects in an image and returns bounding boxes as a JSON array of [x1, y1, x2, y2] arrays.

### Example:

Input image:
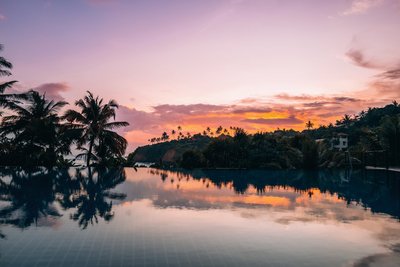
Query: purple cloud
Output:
[[341, 0, 384, 16], [345, 48, 381, 69], [242, 115, 303, 125], [378, 68, 400, 80], [152, 104, 225, 115], [34, 82, 69, 102], [232, 107, 272, 114]]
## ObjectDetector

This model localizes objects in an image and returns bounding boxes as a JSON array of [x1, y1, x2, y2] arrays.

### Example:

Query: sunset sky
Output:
[[1, 0, 399, 150]]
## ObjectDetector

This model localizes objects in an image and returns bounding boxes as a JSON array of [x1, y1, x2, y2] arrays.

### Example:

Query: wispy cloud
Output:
[[242, 115, 302, 125], [378, 67, 400, 80], [341, 0, 384, 15], [86, 0, 118, 5], [275, 93, 360, 104], [345, 48, 381, 69], [345, 45, 400, 100]]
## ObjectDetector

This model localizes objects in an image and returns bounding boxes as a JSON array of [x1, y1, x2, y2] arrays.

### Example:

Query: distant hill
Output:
[[127, 101, 400, 169], [127, 134, 213, 165]]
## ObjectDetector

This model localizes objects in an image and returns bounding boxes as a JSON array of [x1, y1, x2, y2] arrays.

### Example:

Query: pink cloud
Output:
[[242, 115, 303, 125], [86, 0, 118, 5], [33, 82, 70, 102], [378, 68, 400, 80], [345, 48, 382, 69], [341, 0, 384, 15]]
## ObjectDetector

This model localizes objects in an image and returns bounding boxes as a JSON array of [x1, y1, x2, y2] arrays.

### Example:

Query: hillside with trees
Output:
[[127, 102, 400, 170]]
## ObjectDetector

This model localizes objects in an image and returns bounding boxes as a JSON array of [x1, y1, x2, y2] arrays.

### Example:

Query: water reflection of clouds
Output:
[[118, 168, 400, 265], [119, 169, 387, 225], [1, 167, 400, 266]]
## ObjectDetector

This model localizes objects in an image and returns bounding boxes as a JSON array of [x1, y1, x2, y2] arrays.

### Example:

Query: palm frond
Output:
[[0, 80, 17, 93], [103, 121, 129, 129]]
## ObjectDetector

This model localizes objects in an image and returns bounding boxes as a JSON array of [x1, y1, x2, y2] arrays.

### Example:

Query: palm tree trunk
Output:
[[87, 138, 94, 167]]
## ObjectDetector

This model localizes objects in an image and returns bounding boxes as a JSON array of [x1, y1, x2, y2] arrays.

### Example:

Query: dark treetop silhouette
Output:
[[62, 91, 129, 167], [0, 44, 129, 167]]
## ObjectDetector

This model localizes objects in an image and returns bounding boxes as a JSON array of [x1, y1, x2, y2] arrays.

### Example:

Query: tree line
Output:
[[178, 103, 400, 169], [148, 125, 232, 144], [0, 45, 129, 167], [132, 101, 400, 170]]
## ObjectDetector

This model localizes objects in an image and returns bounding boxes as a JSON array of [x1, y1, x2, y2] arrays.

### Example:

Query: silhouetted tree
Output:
[[1, 91, 68, 166], [181, 150, 205, 169], [305, 120, 314, 130], [380, 115, 400, 165], [63, 91, 129, 167], [0, 44, 26, 115], [161, 131, 169, 141]]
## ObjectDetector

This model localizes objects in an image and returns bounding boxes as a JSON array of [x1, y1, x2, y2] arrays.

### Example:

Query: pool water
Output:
[[1, 168, 400, 267]]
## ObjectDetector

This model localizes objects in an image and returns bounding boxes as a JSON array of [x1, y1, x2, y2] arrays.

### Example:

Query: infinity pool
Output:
[[1, 168, 400, 266]]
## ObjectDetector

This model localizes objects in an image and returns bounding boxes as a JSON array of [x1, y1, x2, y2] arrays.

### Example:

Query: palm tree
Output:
[[341, 114, 352, 128], [171, 129, 176, 139], [62, 91, 129, 167], [0, 44, 13, 77], [359, 110, 366, 119], [0, 44, 25, 114], [1, 90, 68, 166], [223, 128, 229, 135], [216, 126, 223, 135], [305, 120, 314, 130], [161, 131, 169, 141]]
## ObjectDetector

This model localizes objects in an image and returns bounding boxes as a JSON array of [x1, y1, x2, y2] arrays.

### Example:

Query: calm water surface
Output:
[[1, 167, 400, 267]]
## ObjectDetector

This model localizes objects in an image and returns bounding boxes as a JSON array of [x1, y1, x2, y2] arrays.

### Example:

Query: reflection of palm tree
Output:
[[0, 168, 61, 230], [63, 91, 129, 167], [160, 172, 168, 182], [59, 168, 126, 229]]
